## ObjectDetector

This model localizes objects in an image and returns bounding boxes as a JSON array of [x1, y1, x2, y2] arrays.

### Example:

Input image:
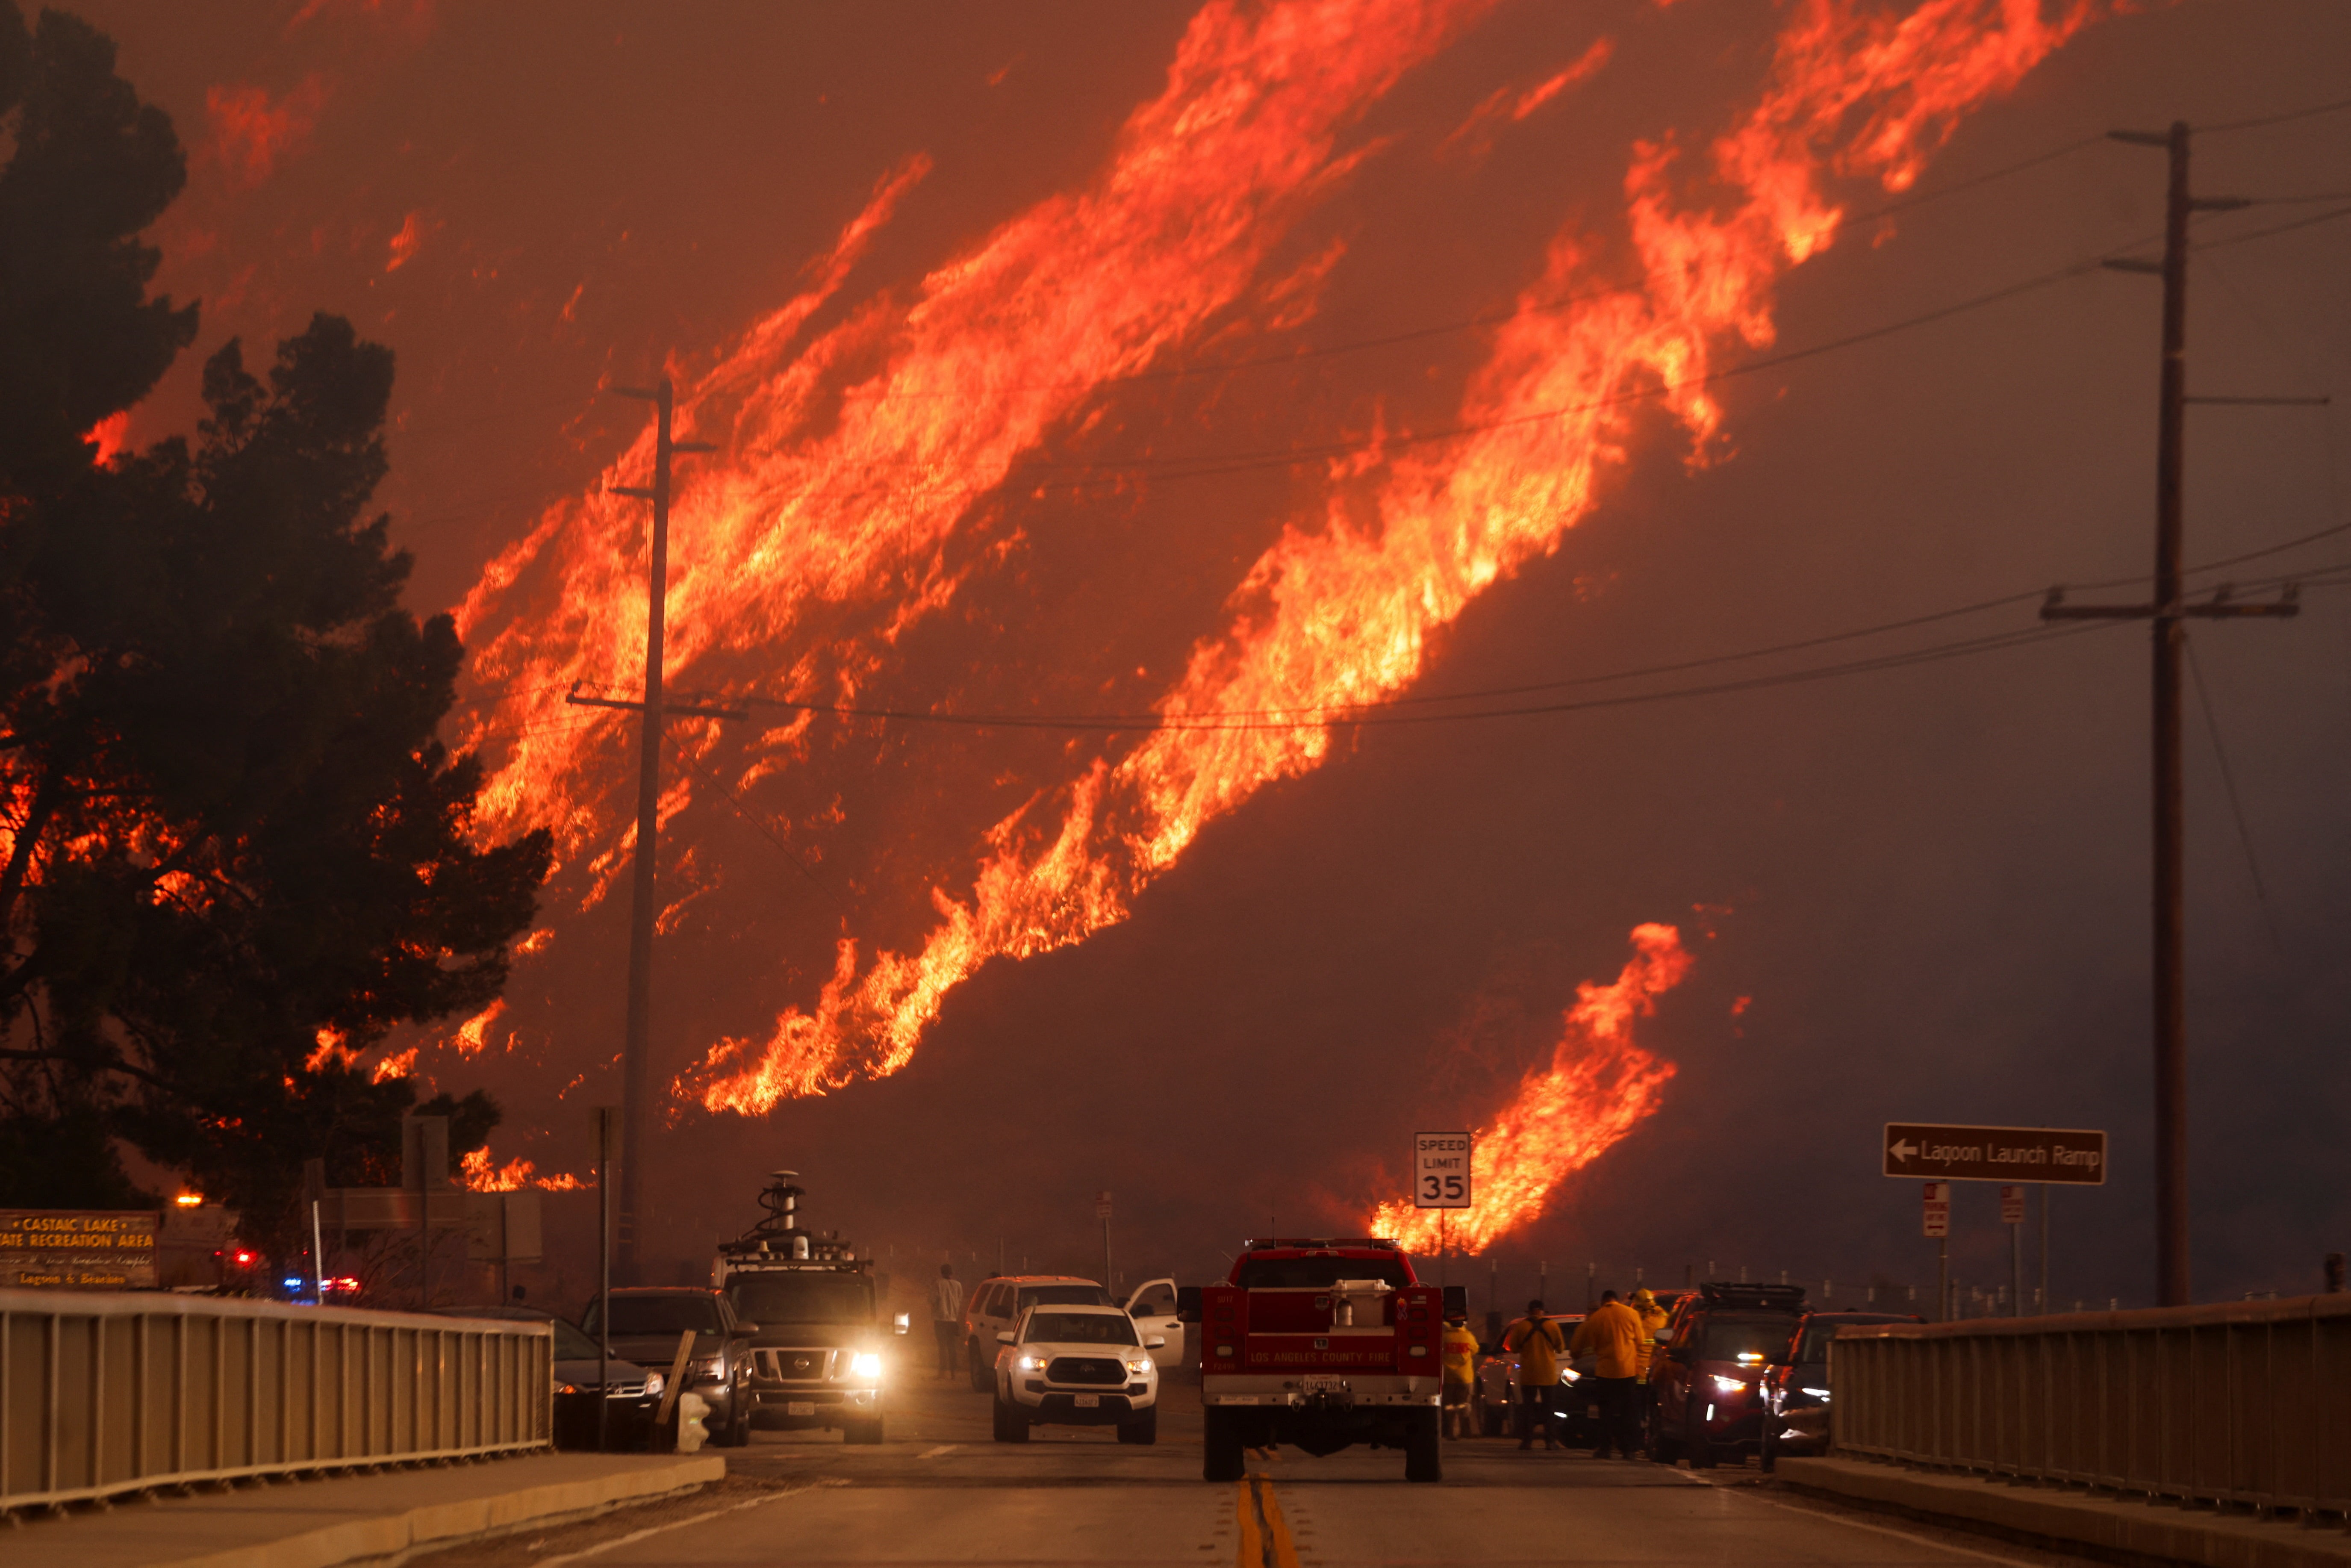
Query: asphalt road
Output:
[[431, 1376, 2097, 1568]]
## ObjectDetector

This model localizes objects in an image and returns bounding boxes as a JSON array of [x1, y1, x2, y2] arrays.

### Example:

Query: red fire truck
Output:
[[1177, 1237, 1461, 1483]]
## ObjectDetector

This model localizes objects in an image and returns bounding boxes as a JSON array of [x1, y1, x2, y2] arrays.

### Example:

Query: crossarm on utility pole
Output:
[[564, 692, 751, 720]]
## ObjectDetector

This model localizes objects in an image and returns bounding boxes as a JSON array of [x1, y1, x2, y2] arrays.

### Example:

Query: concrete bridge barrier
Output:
[[1833, 1294, 2351, 1518], [0, 1288, 551, 1512]]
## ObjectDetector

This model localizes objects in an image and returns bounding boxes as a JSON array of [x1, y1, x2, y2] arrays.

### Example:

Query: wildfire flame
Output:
[[684, 0, 2104, 1113], [460, 1147, 586, 1191], [448, 999, 506, 1057], [459, 0, 1494, 863], [1368, 922, 1690, 1253], [460, 1147, 532, 1191], [450, 2, 2106, 1117]]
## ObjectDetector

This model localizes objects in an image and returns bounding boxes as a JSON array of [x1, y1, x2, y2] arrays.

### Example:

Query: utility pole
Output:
[[2044, 121, 2303, 1309], [567, 378, 739, 1284]]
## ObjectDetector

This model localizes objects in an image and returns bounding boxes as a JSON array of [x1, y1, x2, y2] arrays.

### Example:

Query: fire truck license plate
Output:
[[1074, 1394, 1100, 1407], [786, 1402, 815, 1416], [1302, 1376, 1345, 1394]]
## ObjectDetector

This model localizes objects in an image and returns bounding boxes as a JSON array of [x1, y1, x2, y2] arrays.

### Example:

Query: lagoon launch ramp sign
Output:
[[1882, 1123, 2107, 1185]]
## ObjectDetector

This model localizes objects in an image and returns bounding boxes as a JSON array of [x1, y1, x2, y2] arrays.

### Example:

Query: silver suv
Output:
[[962, 1275, 1113, 1390]]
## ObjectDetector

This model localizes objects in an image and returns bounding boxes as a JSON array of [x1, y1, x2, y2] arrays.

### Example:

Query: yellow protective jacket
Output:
[[1569, 1300, 1647, 1379], [1502, 1315, 1566, 1383], [1632, 1300, 1670, 1381], [1440, 1323, 1478, 1382]]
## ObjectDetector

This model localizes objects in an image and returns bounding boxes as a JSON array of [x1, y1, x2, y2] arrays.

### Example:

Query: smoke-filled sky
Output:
[[83, 0, 2348, 1309]]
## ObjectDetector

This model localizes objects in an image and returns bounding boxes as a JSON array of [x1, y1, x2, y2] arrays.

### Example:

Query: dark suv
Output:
[[1759, 1309, 1921, 1468], [580, 1287, 759, 1447], [1647, 1281, 1807, 1468]]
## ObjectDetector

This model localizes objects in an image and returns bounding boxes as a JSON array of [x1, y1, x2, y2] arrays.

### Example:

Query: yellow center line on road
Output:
[[1236, 1473, 1302, 1568]]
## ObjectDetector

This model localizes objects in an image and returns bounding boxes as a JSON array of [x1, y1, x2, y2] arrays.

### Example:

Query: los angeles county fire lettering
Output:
[[0, 1210, 159, 1289]]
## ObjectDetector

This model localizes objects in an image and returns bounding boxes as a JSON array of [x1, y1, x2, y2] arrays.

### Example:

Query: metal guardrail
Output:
[[1833, 1294, 2351, 1518], [0, 1288, 553, 1512]]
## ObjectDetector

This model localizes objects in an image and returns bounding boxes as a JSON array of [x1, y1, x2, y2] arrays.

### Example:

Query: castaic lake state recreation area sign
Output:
[[0, 1210, 159, 1288]]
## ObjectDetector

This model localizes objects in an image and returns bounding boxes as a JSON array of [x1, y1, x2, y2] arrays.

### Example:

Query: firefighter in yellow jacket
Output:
[[1568, 1289, 1646, 1459], [1440, 1310, 1479, 1440], [1502, 1300, 1567, 1450], [1631, 1287, 1671, 1450]]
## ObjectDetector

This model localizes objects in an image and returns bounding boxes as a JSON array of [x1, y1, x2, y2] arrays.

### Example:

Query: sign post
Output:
[[1096, 1191, 1113, 1293], [1887, 1123, 2105, 1322], [1922, 1182, 1950, 1321], [592, 1105, 617, 1453], [2001, 1185, 2026, 1317], [1412, 1132, 1471, 1287]]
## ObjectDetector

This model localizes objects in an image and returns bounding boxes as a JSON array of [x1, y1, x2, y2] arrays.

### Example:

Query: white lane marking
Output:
[[1729, 1482, 2053, 1568], [918, 1444, 959, 1459], [532, 1476, 849, 1568]]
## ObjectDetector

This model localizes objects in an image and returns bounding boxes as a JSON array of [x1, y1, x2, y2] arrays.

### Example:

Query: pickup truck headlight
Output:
[[1712, 1375, 1748, 1395], [1017, 1353, 1049, 1372], [1801, 1386, 1831, 1401], [692, 1356, 724, 1379], [644, 1371, 665, 1398], [1122, 1355, 1151, 1376], [850, 1352, 882, 1380]]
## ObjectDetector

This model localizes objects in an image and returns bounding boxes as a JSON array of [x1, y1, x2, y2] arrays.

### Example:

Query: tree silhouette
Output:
[[0, 3, 551, 1254]]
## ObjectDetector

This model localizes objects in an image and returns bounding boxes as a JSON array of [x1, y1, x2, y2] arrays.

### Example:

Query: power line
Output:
[[2193, 203, 2351, 255], [670, 746, 837, 905], [2198, 93, 2351, 136], [2183, 634, 2286, 958], [447, 523, 2351, 730], [732, 619, 2132, 735], [1855, 135, 2106, 221]]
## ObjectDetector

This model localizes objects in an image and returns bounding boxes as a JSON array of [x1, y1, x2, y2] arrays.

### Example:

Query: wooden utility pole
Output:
[[567, 378, 739, 1283], [2042, 121, 2300, 1308]]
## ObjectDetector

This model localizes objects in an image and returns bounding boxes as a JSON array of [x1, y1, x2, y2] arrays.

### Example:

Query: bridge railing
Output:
[[0, 1288, 552, 1511], [1833, 1294, 2351, 1516]]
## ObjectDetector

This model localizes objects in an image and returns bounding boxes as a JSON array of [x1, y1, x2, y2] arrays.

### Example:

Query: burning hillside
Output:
[[438, 0, 2107, 1182]]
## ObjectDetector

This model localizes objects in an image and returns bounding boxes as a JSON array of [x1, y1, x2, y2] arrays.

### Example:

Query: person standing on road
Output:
[[929, 1263, 965, 1380], [1630, 1287, 1670, 1445], [1441, 1310, 1479, 1440], [1569, 1288, 1645, 1459], [1502, 1299, 1566, 1450]]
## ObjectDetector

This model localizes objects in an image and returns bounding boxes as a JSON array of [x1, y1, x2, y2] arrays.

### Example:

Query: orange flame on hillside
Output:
[[461, 1147, 534, 1191], [458, 0, 1495, 871], [687, 0, 2105, 1113], [82, 411, 132, 466], [448, 999, 505, 1057], [1369, 922, 1690, 1253]]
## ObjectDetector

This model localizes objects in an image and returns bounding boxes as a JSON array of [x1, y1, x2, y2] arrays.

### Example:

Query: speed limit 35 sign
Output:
[[1412, 1131, 1472, 1208]]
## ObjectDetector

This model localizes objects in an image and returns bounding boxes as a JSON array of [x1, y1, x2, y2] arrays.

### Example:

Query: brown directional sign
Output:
[[1883, 1123, 2107, 1185], [0, 1209, 159, 1288]]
